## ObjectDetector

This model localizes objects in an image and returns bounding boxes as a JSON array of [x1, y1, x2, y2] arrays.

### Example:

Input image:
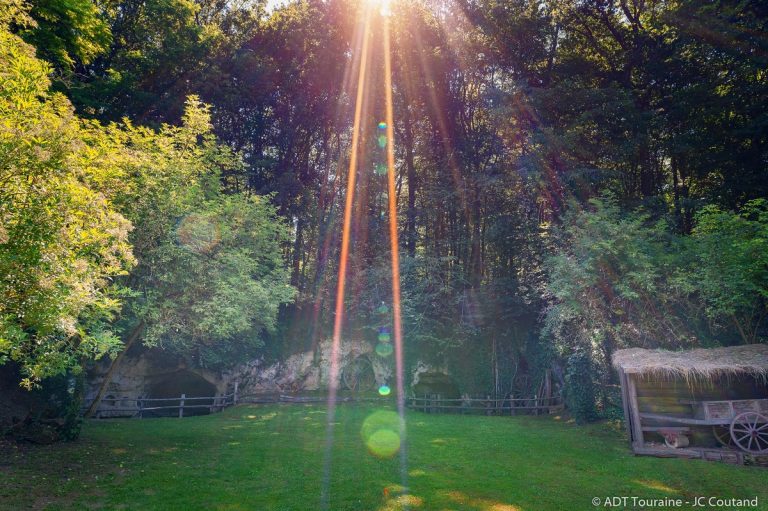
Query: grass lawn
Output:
[[1, 403, 766, 510]]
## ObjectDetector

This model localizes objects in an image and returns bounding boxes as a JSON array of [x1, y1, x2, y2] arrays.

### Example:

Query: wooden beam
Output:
[[618, 369, 634, 445], [626, 374, 645, 449]]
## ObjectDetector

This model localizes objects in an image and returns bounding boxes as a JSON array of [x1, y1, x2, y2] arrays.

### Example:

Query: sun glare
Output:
[[368, 0, 392, 17]]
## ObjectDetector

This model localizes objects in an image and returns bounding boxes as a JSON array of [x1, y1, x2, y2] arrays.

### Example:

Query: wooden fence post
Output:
[[138, 398, 143, 419], [179, 394, 185, 418], [233, 382, 239, 405]]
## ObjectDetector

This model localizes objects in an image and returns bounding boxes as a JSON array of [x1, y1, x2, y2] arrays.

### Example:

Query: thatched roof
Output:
[[612, 345, 768, 380]]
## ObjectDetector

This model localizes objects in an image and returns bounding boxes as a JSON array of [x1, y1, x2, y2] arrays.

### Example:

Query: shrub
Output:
[[565, 347, 597, 423]]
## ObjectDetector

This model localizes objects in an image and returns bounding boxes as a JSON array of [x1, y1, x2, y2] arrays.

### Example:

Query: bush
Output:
[[1, 363, 83, 443], [565, 347, 597, 423]]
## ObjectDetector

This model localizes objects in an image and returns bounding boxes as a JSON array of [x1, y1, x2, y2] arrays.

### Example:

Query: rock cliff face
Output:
[[233, 338, 392, 395], [84, 339, 394, 415]]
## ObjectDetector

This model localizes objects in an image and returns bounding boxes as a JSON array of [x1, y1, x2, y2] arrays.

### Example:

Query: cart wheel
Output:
[[342, 356, 375, 391], [712, 426, 735, 448], [729, 412, 768, 454]]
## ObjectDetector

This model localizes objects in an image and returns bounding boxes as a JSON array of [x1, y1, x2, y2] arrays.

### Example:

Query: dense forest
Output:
[[1, 0, 767, 431]]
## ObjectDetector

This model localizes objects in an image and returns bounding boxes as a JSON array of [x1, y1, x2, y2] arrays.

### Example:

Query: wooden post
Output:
[[138, 398, 143, 419], [618, 370, 632, 444], [626, 374, 644, 449], [179, 394, 185, 418], [233, 382, 239, 405]]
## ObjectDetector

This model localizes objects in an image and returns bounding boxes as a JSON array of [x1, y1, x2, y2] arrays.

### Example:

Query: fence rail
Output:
[[85, 384, 393, 418], [86, 387, 563, 419], [85, 383, 241, 419], [407, 394, 564, 415]]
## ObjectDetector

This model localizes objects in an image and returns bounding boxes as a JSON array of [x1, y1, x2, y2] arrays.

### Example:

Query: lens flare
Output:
[[376, 343, 394, 357], [177, 213, 220, 254], [368, 429, 399, 457], [383, 8, 409, 492], [324, 0, 407, 505], [379, 384, 391, 396], [322, 4, 374, 509], [361, 410, 400, 458]]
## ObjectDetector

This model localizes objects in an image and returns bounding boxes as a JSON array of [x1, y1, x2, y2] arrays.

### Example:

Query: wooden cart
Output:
[[640, 398, 768, 454]]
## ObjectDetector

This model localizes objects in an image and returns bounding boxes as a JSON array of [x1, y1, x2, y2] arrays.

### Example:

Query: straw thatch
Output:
[[612, 344, 768, 381]]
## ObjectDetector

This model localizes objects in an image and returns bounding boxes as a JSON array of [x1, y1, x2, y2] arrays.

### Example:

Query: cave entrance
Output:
[[145, 370, 217, 417]]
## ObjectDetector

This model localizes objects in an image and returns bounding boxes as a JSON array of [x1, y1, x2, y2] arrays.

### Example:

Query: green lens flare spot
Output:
[[378, 135, 387, 148], [378, 122, 387, 130], [376, 343, 394, 357], [361, 410, 399, 438], [361, 411, 400, 458], [378, 385, 391, 396], [367, 429, 400, 459], [375, 163, 387, 175]]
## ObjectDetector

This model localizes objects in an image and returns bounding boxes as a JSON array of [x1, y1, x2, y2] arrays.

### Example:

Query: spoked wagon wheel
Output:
[[712, 426, 736, 448], [342, 356, 376, 391], [729, 412, 768, 454]]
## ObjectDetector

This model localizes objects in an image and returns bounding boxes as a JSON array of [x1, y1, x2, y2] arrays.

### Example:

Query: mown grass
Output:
[[1, 403, 766, 510]]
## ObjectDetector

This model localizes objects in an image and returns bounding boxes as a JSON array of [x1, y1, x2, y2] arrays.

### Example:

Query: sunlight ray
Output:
[[308, 12, 372, 357], [383, 7, 409, 492], [409, 17, 469, 218], [322, 3, 374, 508]]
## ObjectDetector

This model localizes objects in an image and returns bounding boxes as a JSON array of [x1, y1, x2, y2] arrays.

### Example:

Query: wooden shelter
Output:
[[613, 345, 768, 464]]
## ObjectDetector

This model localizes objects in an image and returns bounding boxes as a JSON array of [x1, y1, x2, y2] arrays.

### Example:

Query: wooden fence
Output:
[[87, 383, 241, 419], [87, 384, 391, 418], [87, 387, 563, 419], [407, 394, 564, 415]]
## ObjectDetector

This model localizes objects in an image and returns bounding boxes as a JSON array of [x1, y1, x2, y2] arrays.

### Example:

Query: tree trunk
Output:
[[85, 320, 145, 418], [403, 105, 417, 258], [291, 217, 304, 288]]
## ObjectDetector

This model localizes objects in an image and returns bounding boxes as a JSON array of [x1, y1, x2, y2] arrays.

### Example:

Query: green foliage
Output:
[[42, 370, 84, 441], [545, 196, 768, 418], [545, 196, 768, 353], [21, 0, 111, 69], [59, 0, 264, 123], [0, 26, 134, 387], [3, 0, 767, 417], [684, 200, 768, 344], [0, 20, 293, 388], [543, 196, 687, 351], [0, 362, 84, 442], [0, 0, 33, 27], [142, 194, 296, 367], [564, 347, 597, 423]]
